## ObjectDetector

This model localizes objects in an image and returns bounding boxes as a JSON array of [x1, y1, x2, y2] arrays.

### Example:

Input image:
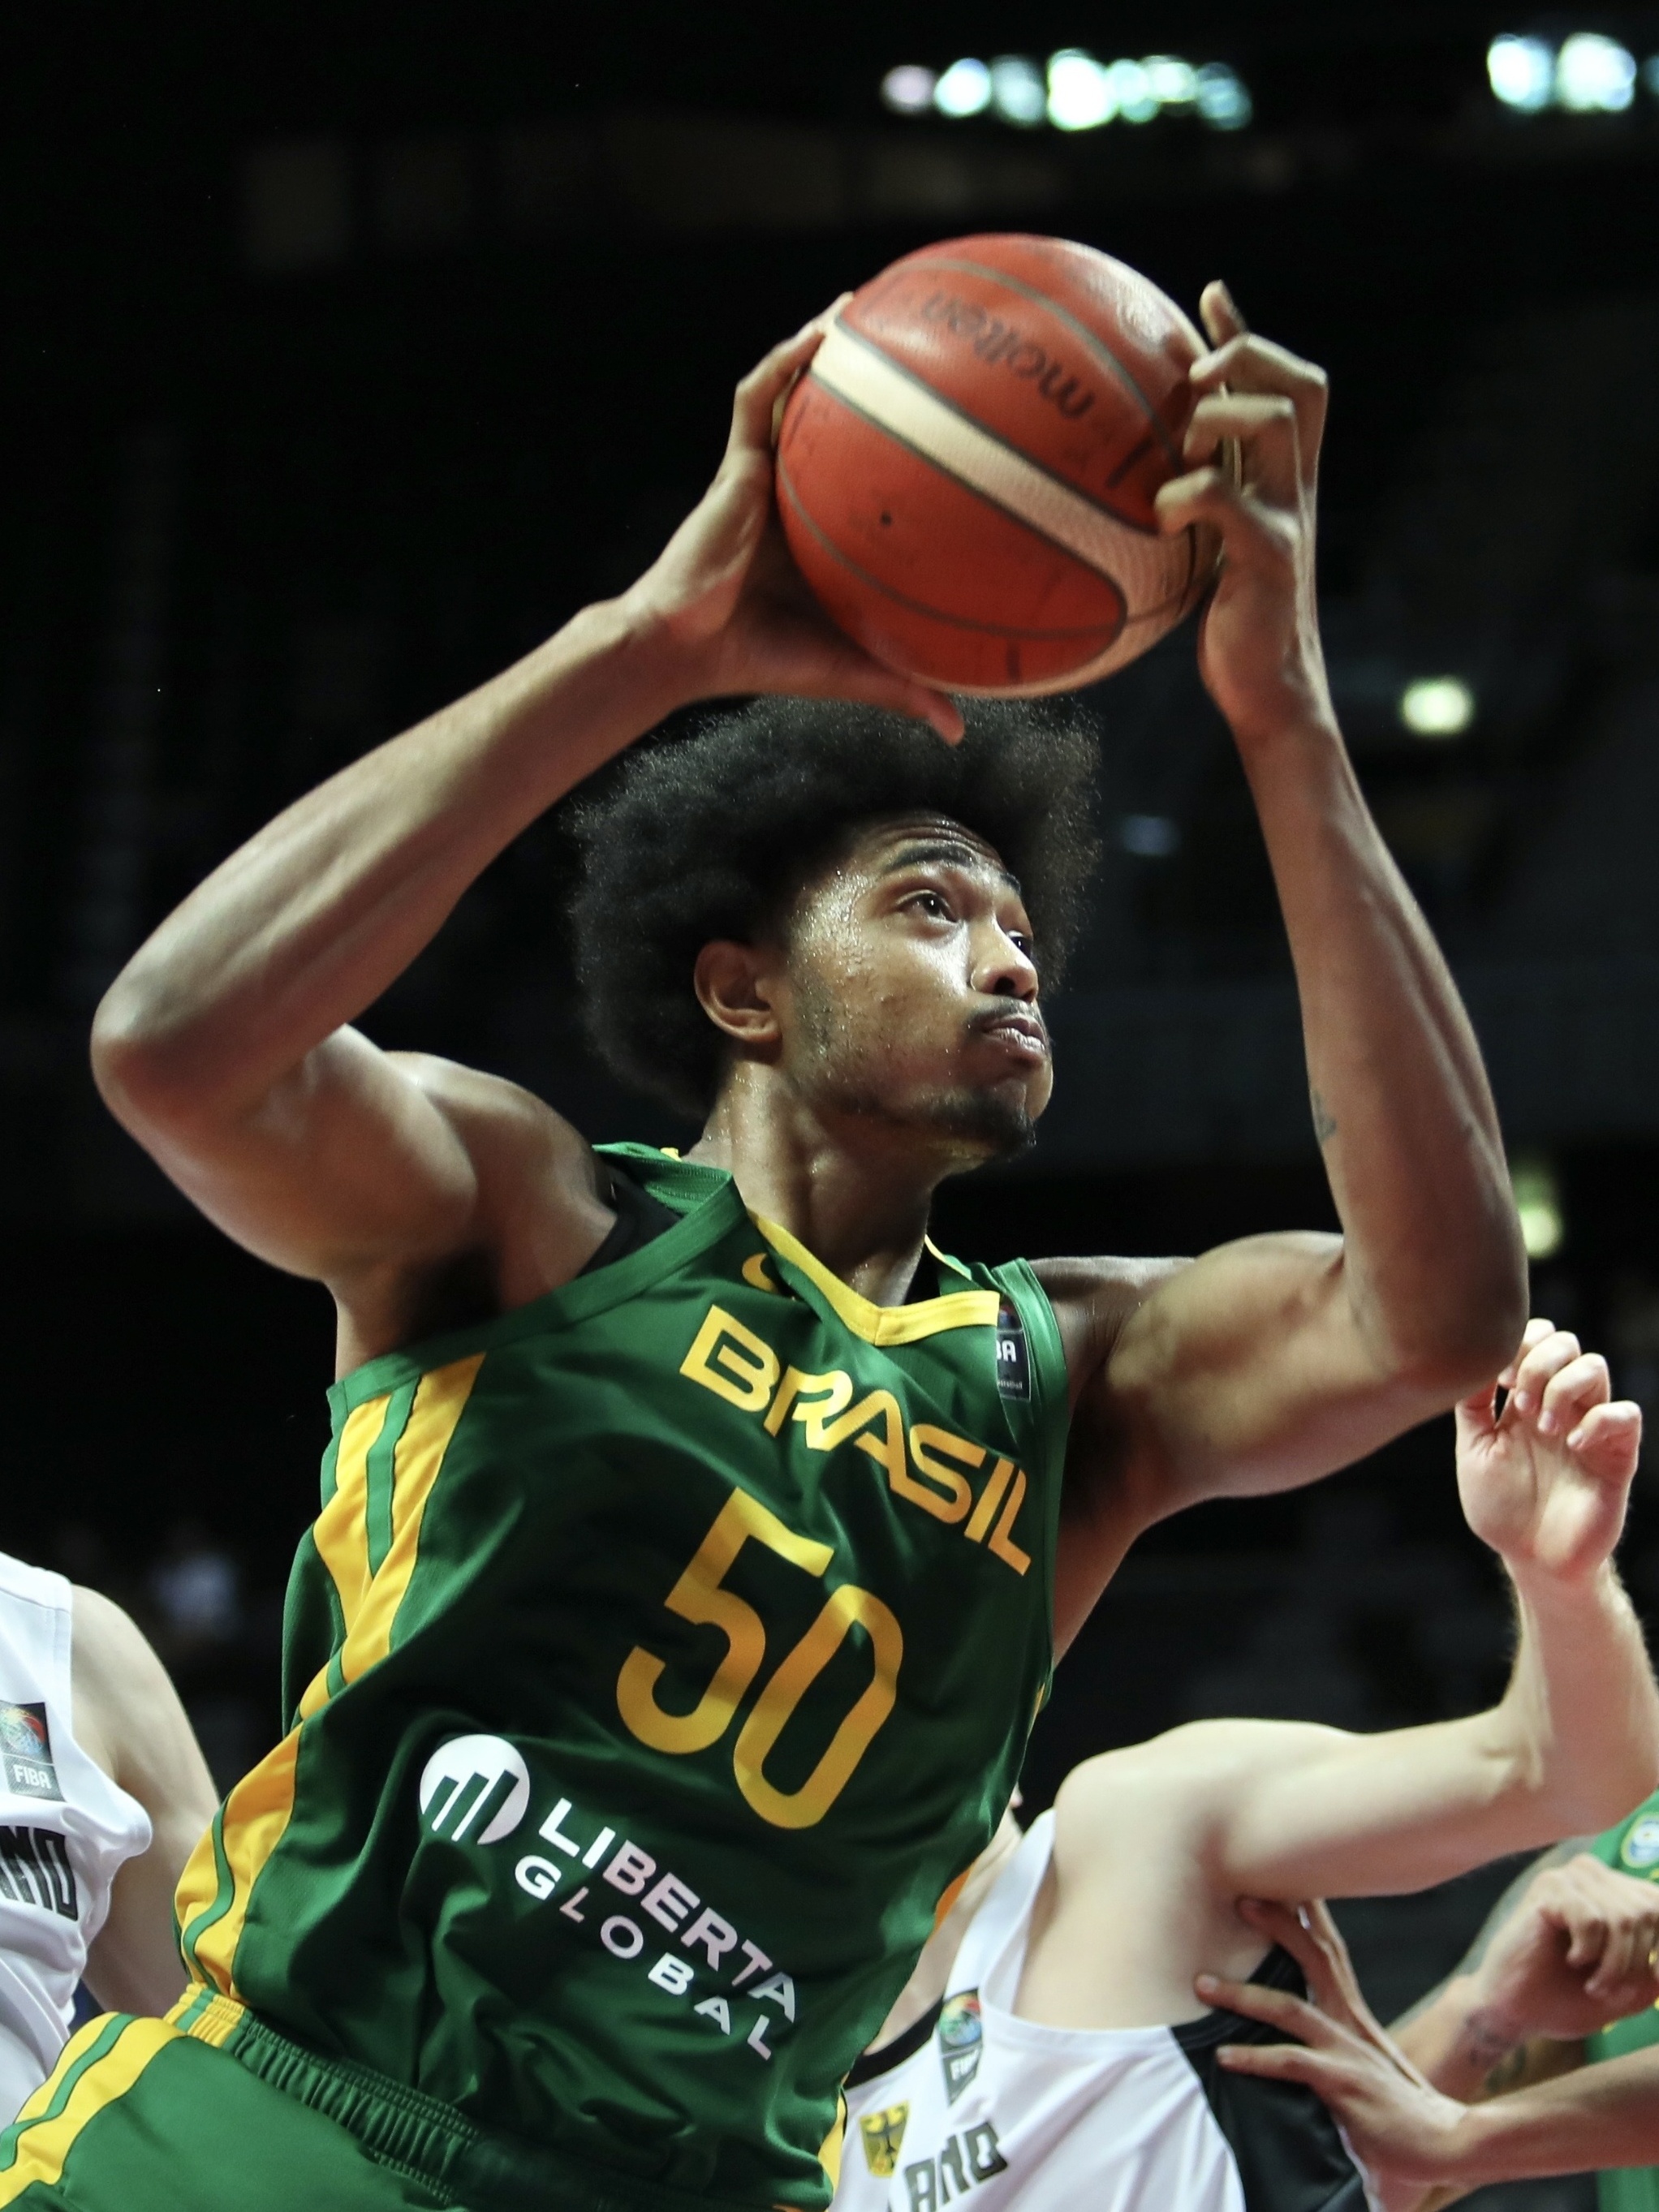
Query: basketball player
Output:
[[22, 282, 1524, 2212], [833, 1319, 1657, 2212], [0, 1554, 218, 2119], [1209, 1788, 1659, 2206]]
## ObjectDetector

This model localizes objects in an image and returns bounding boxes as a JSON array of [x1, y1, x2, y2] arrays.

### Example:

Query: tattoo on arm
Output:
[[1310, 1087, 1337, 1146], [1480, 2042, 1529, 2098]]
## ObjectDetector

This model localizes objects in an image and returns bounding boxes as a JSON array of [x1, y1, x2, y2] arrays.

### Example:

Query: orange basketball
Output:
[[776, 234, 1217, 697]]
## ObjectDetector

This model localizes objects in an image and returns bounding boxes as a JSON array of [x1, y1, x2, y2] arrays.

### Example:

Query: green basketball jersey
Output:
[[1589, 1790, 1659, 2212], [174, 1147, 1068, 2210]]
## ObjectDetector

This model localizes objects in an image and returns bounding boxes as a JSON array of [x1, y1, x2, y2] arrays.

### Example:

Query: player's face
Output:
[[778, 816, 1052, 1164]]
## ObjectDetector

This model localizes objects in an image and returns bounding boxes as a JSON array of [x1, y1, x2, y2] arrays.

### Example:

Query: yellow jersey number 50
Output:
[[615, 1487, 902, 1831]]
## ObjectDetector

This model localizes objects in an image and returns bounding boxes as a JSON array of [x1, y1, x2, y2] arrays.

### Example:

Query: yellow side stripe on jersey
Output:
[[0, 2014, 176, 2203], [178, 1353, 485, 1999], [752, 1215, 1000, 1345]]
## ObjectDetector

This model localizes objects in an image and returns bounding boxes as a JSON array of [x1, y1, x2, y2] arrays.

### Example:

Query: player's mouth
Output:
[[971, 1008, 1050, 1062]]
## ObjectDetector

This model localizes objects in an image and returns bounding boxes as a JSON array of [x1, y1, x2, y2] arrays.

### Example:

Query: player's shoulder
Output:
[[1028, 1253, 1191, 1349], [386, 1052, 601, 1194]]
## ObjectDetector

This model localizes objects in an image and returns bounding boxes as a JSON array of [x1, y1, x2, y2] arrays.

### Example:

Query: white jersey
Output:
[[837, 1813, 1364, 2212], [0, 1556, 149, 2121]]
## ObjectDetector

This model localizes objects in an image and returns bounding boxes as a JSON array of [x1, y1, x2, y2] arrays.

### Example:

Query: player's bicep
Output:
[[1106, 1231, 1434, 1507], [1215, 1715, 1510, 1900], [132, 1026, 483, 1284]]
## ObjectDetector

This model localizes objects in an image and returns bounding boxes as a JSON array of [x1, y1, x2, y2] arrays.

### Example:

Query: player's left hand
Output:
[[1199, 1900, 1474, 2201], [1154, 283, 1335, 751], [1455, 1318, 1641, 1583]]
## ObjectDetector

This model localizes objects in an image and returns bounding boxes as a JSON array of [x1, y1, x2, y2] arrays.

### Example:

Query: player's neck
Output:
[[688, 1079, 947, 1307]]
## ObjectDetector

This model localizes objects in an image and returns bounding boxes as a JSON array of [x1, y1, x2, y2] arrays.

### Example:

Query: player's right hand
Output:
[[619, 308, 963, 742], [1470, 1853, 1659, 2043], [1453, 1318, 1641, 1584]]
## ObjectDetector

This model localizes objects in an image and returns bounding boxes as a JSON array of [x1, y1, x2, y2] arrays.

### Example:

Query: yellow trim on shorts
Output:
[[177, 1353, 484, 1999], [0, 2016, 175, 2203]]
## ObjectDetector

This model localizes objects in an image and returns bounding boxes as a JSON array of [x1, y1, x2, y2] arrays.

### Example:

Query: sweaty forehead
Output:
[[851, 815, 1019, 891]]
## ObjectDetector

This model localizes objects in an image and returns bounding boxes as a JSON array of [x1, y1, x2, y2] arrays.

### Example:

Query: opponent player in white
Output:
[[0, 1555, 217, 2119], [834, 1320, 1657, 2212]]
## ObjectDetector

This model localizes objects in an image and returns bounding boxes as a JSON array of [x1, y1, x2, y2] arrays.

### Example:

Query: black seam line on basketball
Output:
[[789, 387, 1131, 622], [776, 453, 1125, 644], [828, 320, 1161, 541], [886, 256, 1185, 472]]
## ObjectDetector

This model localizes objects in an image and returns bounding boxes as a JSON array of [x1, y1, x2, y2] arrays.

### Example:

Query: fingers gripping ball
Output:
[[776, 235, 1221, 697]]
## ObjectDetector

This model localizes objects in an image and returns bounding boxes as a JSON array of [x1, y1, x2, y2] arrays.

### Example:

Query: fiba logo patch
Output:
[[1622, 1815, 1659, 1871], [418, 1736, 530, 1846], [938, 1990, 984, 2102], [995, 1304, 1029, 1401], [0, 1704, 61, 1803]]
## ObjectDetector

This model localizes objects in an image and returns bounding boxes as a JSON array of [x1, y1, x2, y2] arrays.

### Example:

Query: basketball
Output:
[[775, 234, 1220, 698]]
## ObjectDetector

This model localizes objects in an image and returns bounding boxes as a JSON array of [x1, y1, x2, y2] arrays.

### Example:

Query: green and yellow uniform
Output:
[[1, 1149, 1066, 2212], [1589, 1790, 1659, 2212]]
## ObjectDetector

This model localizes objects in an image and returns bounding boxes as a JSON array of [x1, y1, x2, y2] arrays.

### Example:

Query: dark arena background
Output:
[[6, 7, 1659, 2201]]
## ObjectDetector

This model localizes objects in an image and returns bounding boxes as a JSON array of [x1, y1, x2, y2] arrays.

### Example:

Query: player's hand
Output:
[[1468, 1854, 1659, 2043], [1454, 1319, 1640, 1583], [1200, 1926, 1477, 2195], [1154, 282, 1334, 751], [621, 305, 963, 742]]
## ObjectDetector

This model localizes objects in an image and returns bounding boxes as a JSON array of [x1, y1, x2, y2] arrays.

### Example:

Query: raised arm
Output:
[[89, 311, 956, 1362], [1052, 289, 1524, 1582], [1200, 1328, 1657, 1901]]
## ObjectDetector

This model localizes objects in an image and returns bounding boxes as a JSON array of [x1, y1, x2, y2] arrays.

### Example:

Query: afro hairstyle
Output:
[[568, 695, 1100, 1119]]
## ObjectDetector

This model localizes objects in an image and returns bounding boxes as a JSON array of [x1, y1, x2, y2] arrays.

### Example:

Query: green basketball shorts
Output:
[[0, 1994, 761, 2212]]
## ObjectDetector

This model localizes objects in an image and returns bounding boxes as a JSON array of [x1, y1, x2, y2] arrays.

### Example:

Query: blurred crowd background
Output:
[[7, 8, 1659, 2201]]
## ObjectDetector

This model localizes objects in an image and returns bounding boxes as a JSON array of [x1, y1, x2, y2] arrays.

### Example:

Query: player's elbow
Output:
[[1374, 1274, 1529, 1405], [90, 966, 226, 1138]]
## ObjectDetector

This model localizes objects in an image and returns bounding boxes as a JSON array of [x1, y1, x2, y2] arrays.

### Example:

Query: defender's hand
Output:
[[1154, 282, 1334, 751], [1471, 1854, 1659, 2042], [1202, 1960, 1476, 2191], [1455, 1319, 1640, 1583], [622, 306, 963, 741]]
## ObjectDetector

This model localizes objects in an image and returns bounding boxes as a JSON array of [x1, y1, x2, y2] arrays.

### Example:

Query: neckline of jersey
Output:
[[750, 1213, 999, 1345]]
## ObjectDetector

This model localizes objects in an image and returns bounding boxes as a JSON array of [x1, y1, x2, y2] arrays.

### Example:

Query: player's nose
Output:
[[973, 926, 1039, 1003]]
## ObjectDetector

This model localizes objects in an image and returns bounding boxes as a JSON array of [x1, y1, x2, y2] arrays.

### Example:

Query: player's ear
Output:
[[694, 940, 782, 1052]]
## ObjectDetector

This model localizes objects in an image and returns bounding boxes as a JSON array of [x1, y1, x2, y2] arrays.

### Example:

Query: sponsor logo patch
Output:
[[938, 1990, 984, 2103], [418, 1736, 530, 1845], [0, 1704, 61, 1802], [1622, 1815, 1659, 1871], [995, 1304, 1030, 1401], [860, 2103, 910, 2176]]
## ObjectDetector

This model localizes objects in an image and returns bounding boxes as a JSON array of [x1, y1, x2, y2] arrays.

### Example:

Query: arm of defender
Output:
[[1394, 1848, 1659, 2099], [1209, 1977, 1659, 2195], [71, 1589, 221, 2016], [90, 313, 955, 1301], [1196, 1341, 1657, 1900]]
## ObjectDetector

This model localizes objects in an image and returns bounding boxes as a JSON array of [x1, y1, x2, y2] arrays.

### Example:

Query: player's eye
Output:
[[907, 890, 952, 920]]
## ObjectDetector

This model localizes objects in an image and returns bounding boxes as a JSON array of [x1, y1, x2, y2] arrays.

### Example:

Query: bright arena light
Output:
[[990, 56, 1046, 125], [1554, 31, 1636, 110], [1400, 676, 1476, 738], [933, 58, 993, 117], [1046, 49, 1116, 130], [881, 64, 937, 114], [1194, 62, 1252, 129], [1145, 56, 1200, 108], [1108, 58, 1159, 123], [1511, 1155, 1565, 1260], [1488, 34, 1555, 111]]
